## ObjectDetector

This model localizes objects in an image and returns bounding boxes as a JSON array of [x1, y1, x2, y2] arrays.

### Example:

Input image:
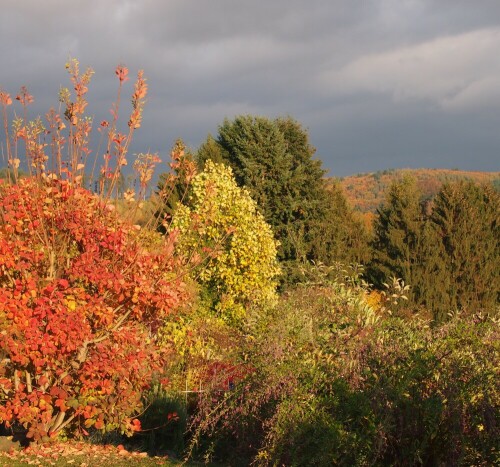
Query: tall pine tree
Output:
[[310, 180, 370, 266], [370, 177, 500, 320], [368, 176, 427, 297], [429, 180, 499, 316], [197, 115, 367, 281]]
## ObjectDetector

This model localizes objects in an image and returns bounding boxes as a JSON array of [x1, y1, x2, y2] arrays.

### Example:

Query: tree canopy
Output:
[[429, 180, 499, 316], [197, 115, 367, 281], [369, 177, 426, 288], [368, 178, 499, 320], [171, 160, 280, 323]]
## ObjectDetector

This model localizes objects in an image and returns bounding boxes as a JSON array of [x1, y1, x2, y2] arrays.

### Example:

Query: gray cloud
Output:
[[1, 0, 500, 176]]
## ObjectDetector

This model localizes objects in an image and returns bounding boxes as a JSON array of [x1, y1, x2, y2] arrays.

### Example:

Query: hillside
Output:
[[332, 168, 500, 213]]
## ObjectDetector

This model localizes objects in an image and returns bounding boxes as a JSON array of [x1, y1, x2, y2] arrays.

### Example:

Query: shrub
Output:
[[188, 271, 499, 465], [0, 60, 190, 441], [137, 383, 187, 455], [171, 160, 280, 324], [159, 161, 279, 410]]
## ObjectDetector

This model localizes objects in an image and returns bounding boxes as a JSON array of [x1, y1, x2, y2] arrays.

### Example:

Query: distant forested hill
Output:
[[331, 168, 500, 213]]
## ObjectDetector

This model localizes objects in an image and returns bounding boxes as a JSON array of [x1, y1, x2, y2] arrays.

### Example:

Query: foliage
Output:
[[155, 139, 197, 232], [0, 178, 187, 440], [188, 271, 499, 466], [196, 134, 225, 168], [158, 162, 279, 426], [171, 160, 280, 323], [309, 180, 371, 268], [493, 177, 500, 192], [0, 167, 27, 183], [197, 115, 367, 281], [2, 58, 499, 465], [159, 296, 247, 426], [338, 168, 500, 214], [368, 178, 499, 320], [137, 384, 187, 455], [428, 180, 500, 318], [0, 439, 180, 465], [368, 177, 427, 292], [0, 60, 190, 441]]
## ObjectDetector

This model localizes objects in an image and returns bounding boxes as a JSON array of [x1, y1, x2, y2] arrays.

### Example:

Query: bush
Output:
[[171, 160, 280, 324], [138, 384, 187, 455], [159, 161, 280, 420], [188, 271, 499, 465], [0, 60, 190, 441]]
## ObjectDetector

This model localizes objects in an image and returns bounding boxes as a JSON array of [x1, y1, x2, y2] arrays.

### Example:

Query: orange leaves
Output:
[[0, 176, 188, 440], [0, 90, 12, 106], [38, 375, 49, 387], [1, 439, 163, 464], [15, 86, 34, 106], [115, 65, 129, 83], [130, 418, 141, 432], [94, 417, 105, 430], [0, 59, 193, 442], [128, 70, 147, 129], [133, 152, 161, 193], [132, 70, 147, 100]]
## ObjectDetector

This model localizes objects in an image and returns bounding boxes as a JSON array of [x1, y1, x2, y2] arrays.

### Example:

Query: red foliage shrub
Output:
[[0, 177, 188, 440], [0, 60, 192, 441]]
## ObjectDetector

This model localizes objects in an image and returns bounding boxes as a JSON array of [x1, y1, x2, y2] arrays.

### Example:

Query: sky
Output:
[[1, 0, 500, 177]]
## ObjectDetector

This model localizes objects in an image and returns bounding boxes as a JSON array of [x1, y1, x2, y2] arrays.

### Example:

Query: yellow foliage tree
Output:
[[172, 161, 280, 323]]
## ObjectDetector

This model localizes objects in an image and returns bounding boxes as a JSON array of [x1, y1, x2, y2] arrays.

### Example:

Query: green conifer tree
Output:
[[369, 176, 427, 295], [429, 180, 499, 316], [196, 115, 367, 282], [196, 133, 225, 168], [309, 181, 370, 266]]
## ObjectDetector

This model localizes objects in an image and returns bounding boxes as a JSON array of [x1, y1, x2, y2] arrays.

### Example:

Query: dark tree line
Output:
[[368, 177, 499, 321], [195, 115, 368, 284], [157, 114, 498, 319]]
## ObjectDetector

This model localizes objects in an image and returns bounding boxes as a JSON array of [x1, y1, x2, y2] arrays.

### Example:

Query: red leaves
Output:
[[0, 177, 188, 439], [62, 374, 72, 385], [0, 90, 12, 106], [115, 65, 129, 83], [167, 412, 179, 422], [131, 418, 141, 432]]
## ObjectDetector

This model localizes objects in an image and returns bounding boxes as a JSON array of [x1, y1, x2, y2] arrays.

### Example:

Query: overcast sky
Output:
[[1, 0, 500, 177]]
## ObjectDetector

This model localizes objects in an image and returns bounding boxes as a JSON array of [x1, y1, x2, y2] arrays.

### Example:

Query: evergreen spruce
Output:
[[429, 180, 499, 316], [368, 176, 426, 295], [196, 115, 367, 282], [309, 180, 370, 266]]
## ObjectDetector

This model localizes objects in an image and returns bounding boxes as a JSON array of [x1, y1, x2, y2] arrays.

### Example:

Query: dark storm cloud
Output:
[[1, 0, 500, 176]]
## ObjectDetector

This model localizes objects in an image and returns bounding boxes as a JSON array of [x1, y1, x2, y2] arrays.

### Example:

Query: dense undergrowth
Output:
[[184, 269, 499, 465]]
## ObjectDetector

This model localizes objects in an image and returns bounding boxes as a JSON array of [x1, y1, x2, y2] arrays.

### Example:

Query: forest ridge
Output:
[[334, 168, 500, 213]]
